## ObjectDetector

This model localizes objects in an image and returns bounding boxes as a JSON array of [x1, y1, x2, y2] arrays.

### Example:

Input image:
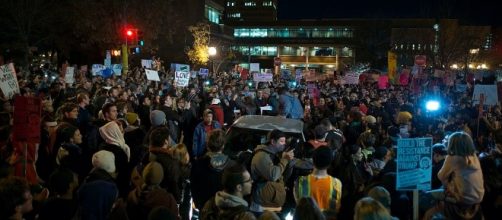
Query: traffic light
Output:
[[124, 28, 138, 45], [137, 31, 144, 46]]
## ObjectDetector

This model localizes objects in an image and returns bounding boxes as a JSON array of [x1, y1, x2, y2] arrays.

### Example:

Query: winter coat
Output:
[[192, 121, 222, 158], [201, 191, 256, 220], [191, 152, 236, 209]]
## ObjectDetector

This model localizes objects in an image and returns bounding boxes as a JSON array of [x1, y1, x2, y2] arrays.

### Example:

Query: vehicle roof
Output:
[[231, 115, 304, 134]]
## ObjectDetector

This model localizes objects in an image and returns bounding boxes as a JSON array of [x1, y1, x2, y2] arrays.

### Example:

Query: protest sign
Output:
[[472, 85, 498, 106], [342, 72, 359, 84], [295, 69, 303, 81], [91, 64, 105, 76], [378, 75, 389, 89], [253, 73, 273, 82], [199, 68, 209, 77], [0, 63, 20, 99], [141, 59, 153, 69], [250, 63, 260, 73], [65, 67, 75, 84], [13, 96, 41, 143], [396, 138, 432, 191], [145, 69, 160, 81], [171, 63, 190, 72], [175, 71, 190, 87], [281, 69, 291, 80], [112, 64, 122, 75]]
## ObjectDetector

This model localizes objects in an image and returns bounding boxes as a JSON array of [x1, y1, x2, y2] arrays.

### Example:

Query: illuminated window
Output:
[[205, 5, 221, 24], [245, 1, 256, 6], [263, 1, 273, 6]]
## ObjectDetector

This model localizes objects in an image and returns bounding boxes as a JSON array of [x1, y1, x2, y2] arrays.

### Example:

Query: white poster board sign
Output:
[[141, 59, 153, 69], [0, 63, 20, 99], [473, 85, 498, 106], [253, 73, 273, 82], [145, 69, 160, 81], [175, 71, 190, 87], [250, 63, 260, 73], [65, 67, 75, 84]]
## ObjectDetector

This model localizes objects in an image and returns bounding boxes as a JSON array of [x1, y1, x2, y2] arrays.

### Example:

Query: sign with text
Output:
[[141, 59, 153, 69], [0, 63, 20, 99], [342, 72, 359, 84], [378, 75, 389, 89], [175, 71, 190, 87], [171, 63, 190, 72], [281, 69, 291, 80], [199, 68, 209, 77], [13, 96, 41, 143], [253, 73, 273, 82], [145, 69, 160, 81], [472, 85, 498, 106], [397, 138, 432, 191]]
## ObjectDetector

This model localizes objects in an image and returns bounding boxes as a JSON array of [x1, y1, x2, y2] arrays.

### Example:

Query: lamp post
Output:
[[208, 46, 217, 76]]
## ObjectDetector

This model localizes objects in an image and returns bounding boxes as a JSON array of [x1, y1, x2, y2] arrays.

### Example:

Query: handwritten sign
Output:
[[253, 73, 273, 82], [13, 96, 41, 143], [145, 69, 160, 81], [0, 63, 20, 99], [396, 138, 432, 191], [175, 71, 190, 87]]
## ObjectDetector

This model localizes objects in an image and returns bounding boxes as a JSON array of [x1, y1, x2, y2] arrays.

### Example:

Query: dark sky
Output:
[[277, 0, 502, 26]]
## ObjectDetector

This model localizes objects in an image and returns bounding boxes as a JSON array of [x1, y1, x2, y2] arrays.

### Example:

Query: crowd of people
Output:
[[0, 63, 501, 220]]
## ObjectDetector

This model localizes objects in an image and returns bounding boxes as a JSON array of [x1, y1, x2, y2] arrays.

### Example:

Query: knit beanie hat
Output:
[[125, 112, 139, 125], [150, 110, 166, 126], [92, 150, 116, 174], [313, 146, 333, 169], [142, 161, 164, 185]]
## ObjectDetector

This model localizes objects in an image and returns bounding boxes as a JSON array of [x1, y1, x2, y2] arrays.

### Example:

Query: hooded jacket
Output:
[[201, 191, 256, 220], [191, 152, 236, 209]]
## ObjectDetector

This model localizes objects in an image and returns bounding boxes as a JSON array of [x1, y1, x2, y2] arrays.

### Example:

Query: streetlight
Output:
[[208, 46, 217, 75]]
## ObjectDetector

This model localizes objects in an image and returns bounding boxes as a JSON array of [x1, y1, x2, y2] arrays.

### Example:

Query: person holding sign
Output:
[[434, 132, 484, 219]]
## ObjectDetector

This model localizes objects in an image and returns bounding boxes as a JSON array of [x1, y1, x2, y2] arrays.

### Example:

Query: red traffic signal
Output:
[[126, 30, 134, 37]]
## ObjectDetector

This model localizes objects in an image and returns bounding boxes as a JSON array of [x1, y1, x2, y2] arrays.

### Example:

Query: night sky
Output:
[[277, 0, 502, 26]]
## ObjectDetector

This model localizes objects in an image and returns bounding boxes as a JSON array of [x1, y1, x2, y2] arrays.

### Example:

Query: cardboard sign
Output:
[[472, 85, 498, 106], [253, 73, 273, 82], [13, 96, 41, 143], [397, 138, 432, 191], [175, 71, 190, 87], [0, 63, 20, 99], [145, 69, 160, 81]]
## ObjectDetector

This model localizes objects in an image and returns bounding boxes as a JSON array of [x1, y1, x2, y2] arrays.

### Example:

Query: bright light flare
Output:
[[426, 100, 440, 111]]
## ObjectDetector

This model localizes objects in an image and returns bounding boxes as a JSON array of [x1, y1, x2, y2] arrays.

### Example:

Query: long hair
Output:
[[447, 131, 476, 157], [293, 197, 326, 220], [354, 197, 392, 220]]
